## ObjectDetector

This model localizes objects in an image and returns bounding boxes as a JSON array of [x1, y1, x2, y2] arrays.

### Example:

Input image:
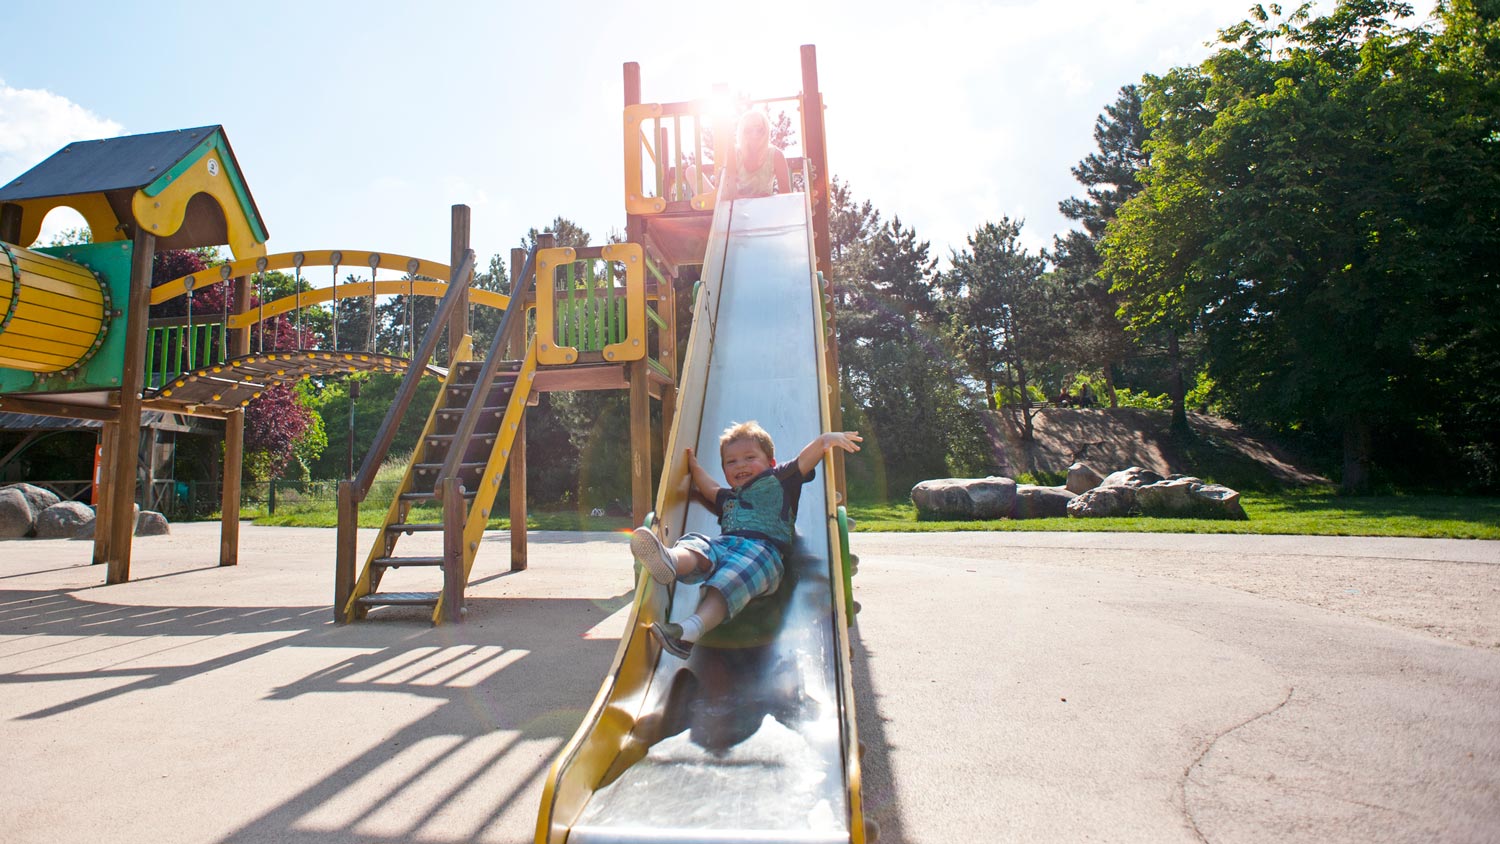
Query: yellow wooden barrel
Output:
[[0, 241, 109, 373]]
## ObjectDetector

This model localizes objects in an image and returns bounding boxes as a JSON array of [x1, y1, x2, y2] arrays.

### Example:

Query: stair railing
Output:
[[335, 248, 475, 623], [436, 246, 537, 490], [352, 248, 475, 500]]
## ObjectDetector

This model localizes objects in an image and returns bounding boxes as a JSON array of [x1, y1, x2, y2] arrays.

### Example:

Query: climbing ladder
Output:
[[343, 338, 537, 622], [333, 239, 664, 625]]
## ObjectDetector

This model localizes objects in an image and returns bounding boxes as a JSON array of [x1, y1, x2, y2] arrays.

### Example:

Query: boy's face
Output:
[[720, 438, 773, 488]]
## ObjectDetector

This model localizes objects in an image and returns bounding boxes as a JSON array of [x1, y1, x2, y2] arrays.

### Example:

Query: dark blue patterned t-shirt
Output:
[[713, 460, 816, 553]]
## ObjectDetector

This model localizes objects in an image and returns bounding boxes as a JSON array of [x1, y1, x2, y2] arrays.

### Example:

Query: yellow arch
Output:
[[132, 155, 266, 260], [150, 250, 456, 305], [10, 194, 126, 248], [223, 281, 509, 329]]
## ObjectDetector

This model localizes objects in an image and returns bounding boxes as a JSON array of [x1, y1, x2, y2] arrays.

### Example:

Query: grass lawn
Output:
[[232, 488, 1500, 540], [846, 490, 1500, 540]]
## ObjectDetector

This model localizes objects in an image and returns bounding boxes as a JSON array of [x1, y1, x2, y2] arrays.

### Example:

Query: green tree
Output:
[[1104, 0, 1500, 491], [830, 180, 996, 495], [1051, 84, 1149, 408], [942, 219, 1063, 445]]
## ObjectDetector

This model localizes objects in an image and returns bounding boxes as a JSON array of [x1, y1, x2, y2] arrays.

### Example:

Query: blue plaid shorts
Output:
[[674, 533, 784, 619]]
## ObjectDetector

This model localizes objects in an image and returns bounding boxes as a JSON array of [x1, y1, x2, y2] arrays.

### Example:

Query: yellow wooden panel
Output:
[[534, 247, 578, 365], [3, 316, 97, 346], [132, 158, 266, 261], [600, 243, 646, 363], [623, 103, 667, 216], [9, 265, 104, 304], [7, 305, 100, 334], [10, 194, 125, 248]]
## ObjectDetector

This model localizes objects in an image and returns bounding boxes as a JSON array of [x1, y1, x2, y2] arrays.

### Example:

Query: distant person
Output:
[[1077, 383, 1095, 408], [718, 110, 793, 200], [629, 420, 862, 658], [1057, 387, 1072, 408]]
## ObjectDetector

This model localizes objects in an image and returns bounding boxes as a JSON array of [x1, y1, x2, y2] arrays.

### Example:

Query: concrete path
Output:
[[0, 525, 1494, 843]]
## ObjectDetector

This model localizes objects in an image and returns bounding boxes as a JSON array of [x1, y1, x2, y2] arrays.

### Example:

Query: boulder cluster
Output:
[[0, 483, 171, 540], [911, 463, 1247, 522]]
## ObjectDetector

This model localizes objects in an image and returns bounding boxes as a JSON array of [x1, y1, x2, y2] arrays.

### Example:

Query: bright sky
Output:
[[2, 0, 1367, 269]]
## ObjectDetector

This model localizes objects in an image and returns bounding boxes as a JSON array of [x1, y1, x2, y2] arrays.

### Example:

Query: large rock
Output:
[[1134, 477, 1248, 520], [1065, 462, 1105, 494], [1011, 485, 1077, 519], [1, 483, 60, 518], [1100, 467, 1165, 488], [35, 501, 96, 539], [1066, 485, 1139, 518], [1136, 477, 1204, 516], [135, 510, 171, 536], [0, 488, 34, 538], [1189, 483, 1248, 520], [911, 477, 1017, 520]]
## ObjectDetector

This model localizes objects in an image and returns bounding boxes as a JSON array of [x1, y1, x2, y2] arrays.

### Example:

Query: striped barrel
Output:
[[0, 241, 109, 373]]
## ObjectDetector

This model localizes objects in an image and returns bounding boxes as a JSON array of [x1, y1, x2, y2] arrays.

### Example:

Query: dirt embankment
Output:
[[991, 407, 1327, 487]]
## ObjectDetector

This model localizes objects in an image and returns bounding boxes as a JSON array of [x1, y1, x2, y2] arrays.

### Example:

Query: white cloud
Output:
[[0, 79, 123, 181], [0, 79, 123, 245]]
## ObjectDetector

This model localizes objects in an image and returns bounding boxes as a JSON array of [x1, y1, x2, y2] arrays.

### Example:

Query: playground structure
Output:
[[0, 44, 869, 842]]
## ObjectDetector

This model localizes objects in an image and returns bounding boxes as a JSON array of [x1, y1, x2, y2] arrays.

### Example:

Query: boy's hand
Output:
[[797, 431, 863, 476], [822, 431, 862, 454]]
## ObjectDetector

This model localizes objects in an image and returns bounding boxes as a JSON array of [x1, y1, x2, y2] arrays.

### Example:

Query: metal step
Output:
[[385, 522, 443, 533], [413, 461, 485, 472], [355, 591, 439, 607], [372, 556, 445, 568], [399, 489, 478, 503]]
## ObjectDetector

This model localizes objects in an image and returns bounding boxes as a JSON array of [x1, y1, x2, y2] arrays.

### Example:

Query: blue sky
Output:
[[2, 0, 1360, 269]]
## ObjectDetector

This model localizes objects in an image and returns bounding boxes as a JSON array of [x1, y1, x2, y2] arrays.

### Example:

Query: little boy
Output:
[[630, 421, 862, 658]]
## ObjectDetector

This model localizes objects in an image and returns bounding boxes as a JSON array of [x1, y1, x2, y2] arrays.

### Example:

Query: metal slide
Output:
[[536, 192, 866, 844]]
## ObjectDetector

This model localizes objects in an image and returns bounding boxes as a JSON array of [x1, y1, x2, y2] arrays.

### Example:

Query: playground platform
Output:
[[1, 524, 1496, 843]]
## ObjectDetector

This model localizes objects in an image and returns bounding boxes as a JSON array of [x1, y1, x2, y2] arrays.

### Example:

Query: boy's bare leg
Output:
[[692, 589, 728, 636], [668, 547, 712, 578]]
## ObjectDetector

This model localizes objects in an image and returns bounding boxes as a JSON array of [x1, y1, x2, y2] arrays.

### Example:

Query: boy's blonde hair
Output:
[[719, 420, 774, 460]]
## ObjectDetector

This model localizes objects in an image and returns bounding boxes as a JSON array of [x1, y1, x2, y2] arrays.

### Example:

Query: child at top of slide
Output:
[[630, 420, 861, 658], [718, 110, 793, 200]]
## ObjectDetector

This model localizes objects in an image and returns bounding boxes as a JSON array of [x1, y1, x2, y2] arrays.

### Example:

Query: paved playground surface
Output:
[[1, 524, 1496, 843]]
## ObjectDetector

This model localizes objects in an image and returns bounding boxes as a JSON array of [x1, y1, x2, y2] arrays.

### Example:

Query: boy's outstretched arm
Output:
[[685, 448, 722, 502], [796, 431, 863, 477]]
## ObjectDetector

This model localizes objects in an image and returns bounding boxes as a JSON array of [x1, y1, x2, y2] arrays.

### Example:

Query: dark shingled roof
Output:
[[0, 126, 222, 201]]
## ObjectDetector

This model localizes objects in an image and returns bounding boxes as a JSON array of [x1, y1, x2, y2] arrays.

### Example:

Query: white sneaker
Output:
[[630, 527, 676, 585]]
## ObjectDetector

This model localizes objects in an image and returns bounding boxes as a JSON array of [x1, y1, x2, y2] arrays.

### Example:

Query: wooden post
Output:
[[629, 358, 651, 525], [334, 480, 356, 623], [220, 275, 251, 567], [800, 44, 845, 501], [659, 262, 678, 454], [507, 247, 528, 571], [105, 229, 154, 585], [0, 203, 21, 243], [448, 205, 471, 363], [92, 424, 116, 566], [441, 476, 466, 624]]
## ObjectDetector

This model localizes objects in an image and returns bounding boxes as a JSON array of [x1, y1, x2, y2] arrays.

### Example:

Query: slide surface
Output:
[[537, 192, 863, 844]]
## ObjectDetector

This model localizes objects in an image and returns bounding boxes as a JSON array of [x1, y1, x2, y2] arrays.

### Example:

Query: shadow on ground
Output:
[[0, 584, 628, 844]]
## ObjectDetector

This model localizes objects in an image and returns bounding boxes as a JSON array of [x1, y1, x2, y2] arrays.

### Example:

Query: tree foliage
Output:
[[1103, 0, 1500, 491]]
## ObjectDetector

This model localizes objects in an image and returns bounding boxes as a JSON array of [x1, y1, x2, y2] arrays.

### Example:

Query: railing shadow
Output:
[[849, 616, 907, 844], [0, 587, 626, 843]]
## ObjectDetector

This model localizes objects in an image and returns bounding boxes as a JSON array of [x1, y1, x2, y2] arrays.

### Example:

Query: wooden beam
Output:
[[105, 229, 154, 585], [0, 396, 118, 422], [441, 476, 466, 623], [509, 415, 528, 571], [447, 205, 470, 364], [629, 358, 651, 526], [91, 425, 114, 566], [220, 275, 251, 567], [508, 247, 528, 572], [334, 480, 356, 623]]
